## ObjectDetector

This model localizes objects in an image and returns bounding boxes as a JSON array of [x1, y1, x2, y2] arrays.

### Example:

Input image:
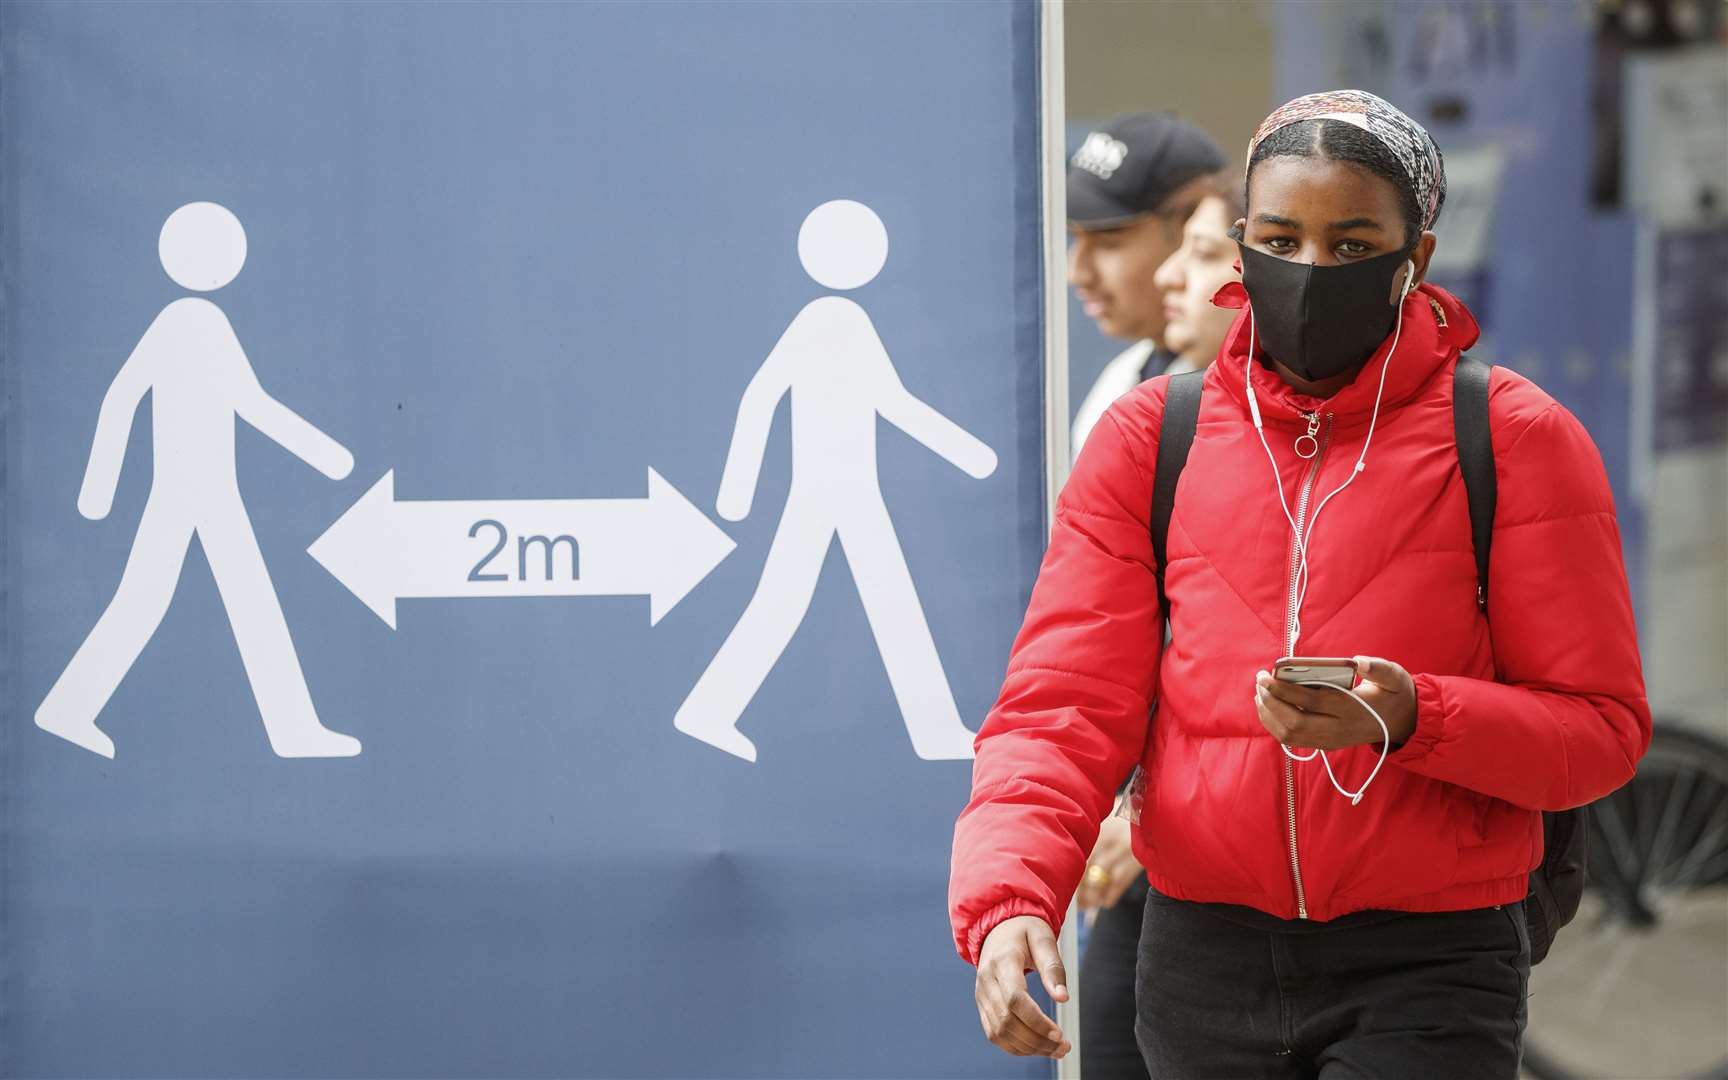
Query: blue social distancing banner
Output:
[[0, 3, 1049, 1076]]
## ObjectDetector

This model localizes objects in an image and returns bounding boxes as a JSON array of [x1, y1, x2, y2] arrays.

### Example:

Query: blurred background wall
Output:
[[1065, 0, 1273, 159]]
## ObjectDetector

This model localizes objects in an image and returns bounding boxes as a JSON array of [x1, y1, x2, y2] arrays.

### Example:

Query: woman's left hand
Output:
[[1254, 655, 1418, 751]]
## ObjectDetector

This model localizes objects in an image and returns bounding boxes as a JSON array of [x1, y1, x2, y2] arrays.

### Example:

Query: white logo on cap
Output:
[[1072, 132, 1129, 180]]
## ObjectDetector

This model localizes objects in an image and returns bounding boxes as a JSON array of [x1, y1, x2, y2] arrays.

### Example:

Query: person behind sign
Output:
[[951, 90, 1650, 1076], [1067, 112, 1225, 459]]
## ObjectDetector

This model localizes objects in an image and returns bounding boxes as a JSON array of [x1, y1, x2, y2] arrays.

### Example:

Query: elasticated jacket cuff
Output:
[[1389, 672, 1449, 766], [962, 895, 1053, 967]]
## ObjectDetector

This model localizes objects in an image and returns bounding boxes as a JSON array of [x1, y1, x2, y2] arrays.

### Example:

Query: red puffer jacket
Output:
[[950, 283, 1650, 965]]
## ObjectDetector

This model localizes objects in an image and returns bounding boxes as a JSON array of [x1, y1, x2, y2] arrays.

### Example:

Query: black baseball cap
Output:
[[1067, 112, 1226, 229]]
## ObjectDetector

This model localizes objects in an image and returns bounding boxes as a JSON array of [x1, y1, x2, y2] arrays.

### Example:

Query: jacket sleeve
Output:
[[949, 400, 1165, 965], [1389, 396, 1652, 811]]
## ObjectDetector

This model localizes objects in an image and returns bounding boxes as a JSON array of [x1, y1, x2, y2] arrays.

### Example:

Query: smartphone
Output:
[[1273, 656, 1358, 690]]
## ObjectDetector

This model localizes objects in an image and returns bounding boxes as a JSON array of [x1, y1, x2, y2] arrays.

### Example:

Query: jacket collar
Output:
[[1206, 280, 1480, 427]]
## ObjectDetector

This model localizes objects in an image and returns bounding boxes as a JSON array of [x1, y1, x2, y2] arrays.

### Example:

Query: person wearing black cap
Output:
[[1063, 110, 1224, 1080], [1068, 112, 1226, 460]]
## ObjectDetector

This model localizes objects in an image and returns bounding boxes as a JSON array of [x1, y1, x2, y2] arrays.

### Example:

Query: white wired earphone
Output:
[[1243, 259, 1416, 805]]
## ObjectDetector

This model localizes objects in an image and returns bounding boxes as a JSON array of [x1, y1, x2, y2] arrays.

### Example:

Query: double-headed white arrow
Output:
[[308, 469, 736, 628]]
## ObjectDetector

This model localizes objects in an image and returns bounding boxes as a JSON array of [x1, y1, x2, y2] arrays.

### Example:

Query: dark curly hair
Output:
[[1245, 119, 1442, 249]]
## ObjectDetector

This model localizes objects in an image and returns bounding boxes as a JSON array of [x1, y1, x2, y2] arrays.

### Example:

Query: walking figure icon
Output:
[[36, 202, 361, 759], [675, 200, 997, 763]]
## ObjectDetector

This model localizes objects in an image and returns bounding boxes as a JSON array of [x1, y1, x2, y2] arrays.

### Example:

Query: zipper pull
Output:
[[1294, 411, 1320, 459]]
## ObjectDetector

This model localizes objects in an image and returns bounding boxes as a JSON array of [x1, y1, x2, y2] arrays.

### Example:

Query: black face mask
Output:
[[1236, 242, 1411, 382]]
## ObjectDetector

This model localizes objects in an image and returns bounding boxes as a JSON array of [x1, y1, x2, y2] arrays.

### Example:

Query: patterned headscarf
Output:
[[1246, 89, 1446, 233]]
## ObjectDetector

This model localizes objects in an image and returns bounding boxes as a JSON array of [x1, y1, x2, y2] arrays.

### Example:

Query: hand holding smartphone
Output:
[[1272, 656, 1358, 690]]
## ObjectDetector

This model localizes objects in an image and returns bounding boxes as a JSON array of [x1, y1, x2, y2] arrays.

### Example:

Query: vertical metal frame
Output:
[[1038, 2, 1083, 1077], [1041, 0, 1072, 522]]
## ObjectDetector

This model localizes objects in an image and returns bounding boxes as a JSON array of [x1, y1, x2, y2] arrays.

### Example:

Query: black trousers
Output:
[[1133, 886, 1530, 1079], [1081, 877, 1153, 1080]]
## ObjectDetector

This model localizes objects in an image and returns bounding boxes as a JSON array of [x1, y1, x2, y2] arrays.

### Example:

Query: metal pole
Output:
[[1041, 0, 1072, 520], [1038, 2, 1081, 1077]]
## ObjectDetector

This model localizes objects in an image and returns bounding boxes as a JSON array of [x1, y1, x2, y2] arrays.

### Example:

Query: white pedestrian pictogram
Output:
[[36, 202, 361, 759], [674, 200, 997, 763]]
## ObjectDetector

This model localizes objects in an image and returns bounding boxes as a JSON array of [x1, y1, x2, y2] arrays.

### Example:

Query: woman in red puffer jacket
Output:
[[950, 91, 1650, 1078]]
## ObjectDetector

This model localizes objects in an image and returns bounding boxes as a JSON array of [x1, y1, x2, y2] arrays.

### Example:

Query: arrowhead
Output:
[[645, 468, 736, 625], [308, 469, 401, 628]]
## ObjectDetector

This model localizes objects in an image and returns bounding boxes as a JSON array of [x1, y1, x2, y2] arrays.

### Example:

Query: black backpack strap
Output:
[[1452, 355, 1496, 610], [1152, 370, 1204, 619]]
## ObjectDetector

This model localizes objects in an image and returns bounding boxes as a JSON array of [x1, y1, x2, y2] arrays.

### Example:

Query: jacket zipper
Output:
[[1281, 410, 1332, 919]]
